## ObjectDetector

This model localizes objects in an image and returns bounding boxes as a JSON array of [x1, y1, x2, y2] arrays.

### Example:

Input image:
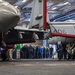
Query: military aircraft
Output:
[[1, 0, 75, 46], [23, 0, 75, 44]]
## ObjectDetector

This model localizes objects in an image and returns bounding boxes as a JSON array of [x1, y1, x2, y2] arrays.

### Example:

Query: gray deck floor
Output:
[[0, 59, 75, 75]]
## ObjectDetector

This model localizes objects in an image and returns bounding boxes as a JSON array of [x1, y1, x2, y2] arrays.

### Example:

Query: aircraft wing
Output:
[[4, 26, 47, 44], [51, 32, 75, 38], [14, 26, 47, 33]]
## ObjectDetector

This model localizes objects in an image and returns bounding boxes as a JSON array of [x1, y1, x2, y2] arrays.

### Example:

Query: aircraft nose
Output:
[[0, 2, 20, 32]]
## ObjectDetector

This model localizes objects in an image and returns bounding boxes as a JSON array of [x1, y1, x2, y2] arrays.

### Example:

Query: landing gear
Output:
[[1, 50, 7, 61], [0, 33, 7, 61], [0, 41, 6, 48]]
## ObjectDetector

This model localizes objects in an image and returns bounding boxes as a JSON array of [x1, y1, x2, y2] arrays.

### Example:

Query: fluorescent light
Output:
[[22, 0, 27, 2], [57, 2, 71, 7], [64, 2, 69, 5], [64, 2, 71, 5], [52, 7, 57, 10], [57, 3, 64, 6]]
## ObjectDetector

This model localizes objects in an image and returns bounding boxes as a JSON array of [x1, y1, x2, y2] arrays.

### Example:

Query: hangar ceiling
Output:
[[4, 0, 75, 23], [5, 0, 75, 13]]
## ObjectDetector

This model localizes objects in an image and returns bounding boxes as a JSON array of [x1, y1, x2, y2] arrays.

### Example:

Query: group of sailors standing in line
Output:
[[8, 44, 55, 60], [0, 41, 75, 61]]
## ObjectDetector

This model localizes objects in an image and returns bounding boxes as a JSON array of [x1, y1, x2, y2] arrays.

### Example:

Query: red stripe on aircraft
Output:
[[51, 32, 75, 38]]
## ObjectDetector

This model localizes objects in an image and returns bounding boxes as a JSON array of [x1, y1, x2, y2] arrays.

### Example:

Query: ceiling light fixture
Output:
[[22, 0, 27, 3], [64, 2, 71, 5], [52, 7, 57, 10]]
